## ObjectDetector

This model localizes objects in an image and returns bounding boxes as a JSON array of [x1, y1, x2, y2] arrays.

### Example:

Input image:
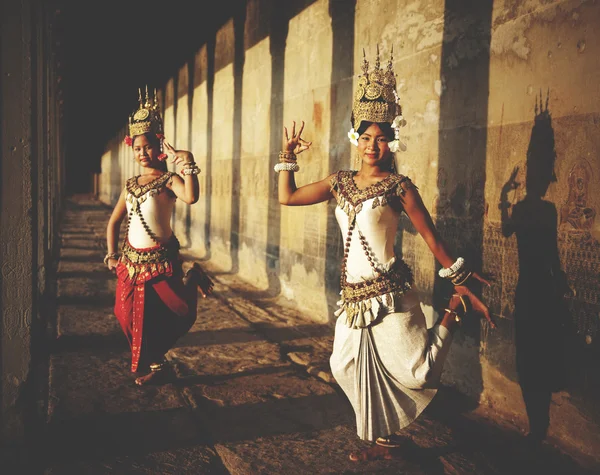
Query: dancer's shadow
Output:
[[500, 91, 575, 444]]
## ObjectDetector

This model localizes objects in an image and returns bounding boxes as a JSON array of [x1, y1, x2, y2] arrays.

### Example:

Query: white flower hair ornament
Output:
[[348, 128, 359, 146], [388, 114, 407, 153]]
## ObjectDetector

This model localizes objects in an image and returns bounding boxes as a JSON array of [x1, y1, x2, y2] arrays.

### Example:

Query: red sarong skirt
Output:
[[114, 237, 197, 372]]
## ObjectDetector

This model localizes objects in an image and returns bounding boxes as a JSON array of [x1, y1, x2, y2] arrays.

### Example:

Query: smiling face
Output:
[[132, 134, 160, 168], [357, 122, 393, 169]]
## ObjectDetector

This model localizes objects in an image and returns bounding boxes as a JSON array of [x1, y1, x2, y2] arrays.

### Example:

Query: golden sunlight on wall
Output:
[[190, 45, 210, 258], [164, 78, 176, 171], [279, 0, 333, 320], [173, 64, 192, 248], [210, 20, 235, 271], [238, 37, 272, 289]]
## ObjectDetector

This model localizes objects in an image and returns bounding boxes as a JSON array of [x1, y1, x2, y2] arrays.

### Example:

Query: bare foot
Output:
[[135, 371, 160, 386], [134, 363, 172, 386], [349, 444, 400, 462]]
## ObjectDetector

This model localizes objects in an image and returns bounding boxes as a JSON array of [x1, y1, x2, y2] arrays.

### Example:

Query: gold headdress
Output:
[[348, 46, 406, 153], [352, 46, 401, 128], [128, 86, 163, 138]]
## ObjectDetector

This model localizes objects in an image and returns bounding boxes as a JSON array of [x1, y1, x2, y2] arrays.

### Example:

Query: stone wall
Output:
[[98, 0, 600, 460], [0, 0, 64, 446]]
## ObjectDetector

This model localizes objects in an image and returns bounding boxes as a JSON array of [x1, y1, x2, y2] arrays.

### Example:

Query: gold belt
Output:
[[120, 238, 180, 283], [121, 241, 178, 265], [341, 259, 413, 303]]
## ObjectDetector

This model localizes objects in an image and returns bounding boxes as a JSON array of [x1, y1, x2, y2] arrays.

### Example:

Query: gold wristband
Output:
[[104, 253, 119, 265], [444, 308, 461, 325], [452, 271, 473, 286], [278, 151, 296, 161]]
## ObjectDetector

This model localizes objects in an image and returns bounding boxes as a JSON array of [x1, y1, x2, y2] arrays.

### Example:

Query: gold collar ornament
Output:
[[349, 45, 407, 153]]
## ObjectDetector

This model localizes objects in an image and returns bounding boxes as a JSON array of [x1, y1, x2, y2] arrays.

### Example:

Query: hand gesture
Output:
[[454, 272, 496, 329], [186, 263, 214, 298], [501, 166, 520, 196], [284, 121, 312, 155], [107, 258, 119, 273], [198, 272, 214, 298], [163, 140, 194, 166]]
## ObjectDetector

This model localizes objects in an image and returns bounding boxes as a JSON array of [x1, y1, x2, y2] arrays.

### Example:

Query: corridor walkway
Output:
[[41, 195, 595, 474]]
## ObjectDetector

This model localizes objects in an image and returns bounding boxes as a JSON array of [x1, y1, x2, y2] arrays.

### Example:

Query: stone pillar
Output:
[[0, 0, 35, 444]]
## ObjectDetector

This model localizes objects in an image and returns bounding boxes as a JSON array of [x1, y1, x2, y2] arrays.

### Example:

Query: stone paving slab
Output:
[[40, 196, 598, 475], [44, 204, 227, 475], [58, 247, 105, 263], [182, 257, 597, 474], [45, 347, 225, 474], [58, 259, 108, 275]]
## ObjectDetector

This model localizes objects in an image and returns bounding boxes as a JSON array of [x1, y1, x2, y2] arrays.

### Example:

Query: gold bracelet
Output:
[[452, 271, 473, 286], [454, 294, 468, 314], [104, 252, 119, 265], [444, 308, 462, 325], [278, 151, 296, 161]]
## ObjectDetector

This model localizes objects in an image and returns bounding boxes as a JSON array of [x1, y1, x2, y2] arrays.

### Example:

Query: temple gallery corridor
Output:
[[33, 194, 592, 473]]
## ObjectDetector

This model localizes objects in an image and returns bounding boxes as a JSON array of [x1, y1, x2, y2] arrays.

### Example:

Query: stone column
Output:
[[0, 0, 35, 444]]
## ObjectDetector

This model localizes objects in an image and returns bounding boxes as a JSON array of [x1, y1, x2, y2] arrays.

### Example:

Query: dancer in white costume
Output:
[[276, 49, 495, 461]]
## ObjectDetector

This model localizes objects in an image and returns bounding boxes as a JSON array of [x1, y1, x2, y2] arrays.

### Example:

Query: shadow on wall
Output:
[[430, 0, 494, 401], [229, 5, 247, 274], [557, 154, 600, 424], [500, 90, 576, 444], [323, 0, 356, 322]]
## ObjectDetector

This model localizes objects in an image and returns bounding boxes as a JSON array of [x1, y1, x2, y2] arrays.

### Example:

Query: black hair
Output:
[[132, 132, 160, 148], [132, 132, 167, 172], [356, 121, 395, 141]]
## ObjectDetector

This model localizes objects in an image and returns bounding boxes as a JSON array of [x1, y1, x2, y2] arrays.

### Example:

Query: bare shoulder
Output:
[[325, 170, 343, 194], [326, 171, 339, 184], [166, 171, 182, 185], [396, 174, 417, 192], [386, 174, 420, 210]]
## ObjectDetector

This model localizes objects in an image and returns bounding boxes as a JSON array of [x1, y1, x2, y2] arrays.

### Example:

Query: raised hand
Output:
[[501, 166, 520, 196], [163, 140, 194, 166], [284, 120, 312, 155]]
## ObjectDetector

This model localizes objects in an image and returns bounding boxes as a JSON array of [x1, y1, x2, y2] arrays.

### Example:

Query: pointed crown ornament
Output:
[[128, 86, 163, 138], [348, 45, 406, 152], [352, 45, 402, 128]]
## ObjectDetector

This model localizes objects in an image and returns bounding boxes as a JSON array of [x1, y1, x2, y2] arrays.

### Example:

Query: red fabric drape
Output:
[[114, 243, 197, 372]]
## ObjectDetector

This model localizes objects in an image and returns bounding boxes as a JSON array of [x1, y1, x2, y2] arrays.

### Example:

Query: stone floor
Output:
[[18, 195, 598, 474]]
